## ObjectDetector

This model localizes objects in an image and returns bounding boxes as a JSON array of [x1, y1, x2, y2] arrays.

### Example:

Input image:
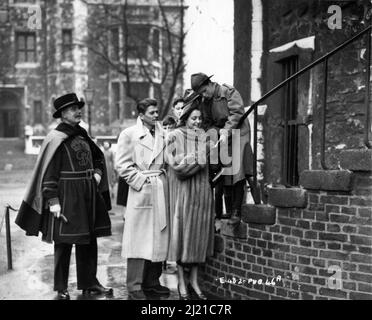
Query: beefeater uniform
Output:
[[16, 122, 112, 291]]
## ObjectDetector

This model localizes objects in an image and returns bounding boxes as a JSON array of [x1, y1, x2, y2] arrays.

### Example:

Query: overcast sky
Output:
[[183, 0, 234, 88]]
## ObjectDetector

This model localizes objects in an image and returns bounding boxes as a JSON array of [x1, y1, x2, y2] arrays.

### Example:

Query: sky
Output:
[[183, 0, 234, 88]]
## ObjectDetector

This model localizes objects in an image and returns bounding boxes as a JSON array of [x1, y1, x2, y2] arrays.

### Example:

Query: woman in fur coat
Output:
[[166, 98, 214, 300]]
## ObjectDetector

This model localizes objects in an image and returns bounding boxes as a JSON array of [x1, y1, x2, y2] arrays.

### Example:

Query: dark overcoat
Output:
[[201, 83, 254, 185]]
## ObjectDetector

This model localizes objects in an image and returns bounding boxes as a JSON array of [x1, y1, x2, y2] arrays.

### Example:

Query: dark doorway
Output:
[[0, 110, 19, 137], [0, 90, 22, 138], [280, 55, 299, 186]]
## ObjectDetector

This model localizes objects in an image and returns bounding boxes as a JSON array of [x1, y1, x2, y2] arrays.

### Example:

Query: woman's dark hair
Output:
[[137, 98, 157, 114], [177, 99, 202, 127], [162, 115, 177, 127], [172, 97, 184, 107]]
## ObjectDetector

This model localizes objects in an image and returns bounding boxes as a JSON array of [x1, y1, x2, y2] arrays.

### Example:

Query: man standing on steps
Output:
[[16, 93, 113, 300], [191, 72, 261, 226], [115, 98, 170, 300]]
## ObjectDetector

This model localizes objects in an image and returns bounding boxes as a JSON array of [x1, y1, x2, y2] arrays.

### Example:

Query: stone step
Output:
[[267, 186, 307, 208], [241, 203, 276, 225], [299, 170, 352, 191], [221, 220, 247, 239], [340, 149, 372, 172]]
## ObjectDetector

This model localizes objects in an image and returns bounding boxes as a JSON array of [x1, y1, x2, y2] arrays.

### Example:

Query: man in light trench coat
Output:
[[115, 98, 170, 300]]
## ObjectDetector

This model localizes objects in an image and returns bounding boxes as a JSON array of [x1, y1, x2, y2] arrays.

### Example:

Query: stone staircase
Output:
[[207, 148, 372, 299], [222, 149, 371, 233]]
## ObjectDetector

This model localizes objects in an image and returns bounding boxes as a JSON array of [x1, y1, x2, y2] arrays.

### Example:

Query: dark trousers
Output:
[[54, 238, 99, 291], [214, 180, 224, 219], [223, 180, 245, 213], [127, 258, 162, 292]]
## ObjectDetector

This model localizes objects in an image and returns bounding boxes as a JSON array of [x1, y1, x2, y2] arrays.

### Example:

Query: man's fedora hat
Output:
[[191, 72, 213, 93], [53, 93, 85, 118]]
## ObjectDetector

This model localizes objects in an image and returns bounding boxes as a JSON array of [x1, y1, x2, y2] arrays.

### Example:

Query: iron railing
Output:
[[237, 25, 371, 186], [0, 204, 18, 270]]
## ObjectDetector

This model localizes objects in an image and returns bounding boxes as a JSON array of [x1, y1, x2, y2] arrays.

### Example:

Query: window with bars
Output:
[[62, 29, 73, 61], [280, 55, 299, 186], [16, 32, 36, 63], [33, 100, 42, 124]]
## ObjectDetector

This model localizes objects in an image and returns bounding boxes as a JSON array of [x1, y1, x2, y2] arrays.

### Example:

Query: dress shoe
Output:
[[82, 284, 113, 296], [57, 289, 70, 300], [143, 284, 170, 295], [128, 290, 146, 300], [177, 285, 190, 300], [188, 283, 207, 300], [227, 210, 241, 226]]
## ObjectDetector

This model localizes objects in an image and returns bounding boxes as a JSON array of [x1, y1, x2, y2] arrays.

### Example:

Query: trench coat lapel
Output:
[[136, 117, 154, 152], [150, 122, 166, 164]]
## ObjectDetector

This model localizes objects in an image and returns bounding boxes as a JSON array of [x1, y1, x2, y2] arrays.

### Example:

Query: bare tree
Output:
[[82, 0, 186, 118]]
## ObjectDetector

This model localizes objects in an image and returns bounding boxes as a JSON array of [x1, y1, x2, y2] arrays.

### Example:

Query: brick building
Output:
[[0, 0, 184, 143], [202, 0, 372, 300]]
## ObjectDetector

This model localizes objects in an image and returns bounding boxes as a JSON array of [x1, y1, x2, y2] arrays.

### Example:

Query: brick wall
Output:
[[201, 169, 372, 300]]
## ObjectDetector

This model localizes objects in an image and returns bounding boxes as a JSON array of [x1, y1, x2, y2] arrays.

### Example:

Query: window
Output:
[[152, 29, 160, 61], [280, 55, 299, 186], [123, 82, 150, 119], [110, 27, 120, 61], [33, 100, 42, 124], [16, 32, 36, 62], [62, 29, 73, 61], [126, 24, 150, 60], [111, 82, 121, 120], [0, 9, 8, 24]]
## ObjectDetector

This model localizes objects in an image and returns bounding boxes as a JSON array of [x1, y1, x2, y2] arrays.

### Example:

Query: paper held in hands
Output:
[[212, 167, 225, 185], [60, 214, 68, 223]]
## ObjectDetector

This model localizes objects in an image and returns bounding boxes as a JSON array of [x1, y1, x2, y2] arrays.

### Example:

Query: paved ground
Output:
[[0, 170, 210, 300]]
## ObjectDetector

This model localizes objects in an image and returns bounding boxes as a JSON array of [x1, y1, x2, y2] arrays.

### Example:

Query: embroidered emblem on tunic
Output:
[[70, 136, 91, 166]]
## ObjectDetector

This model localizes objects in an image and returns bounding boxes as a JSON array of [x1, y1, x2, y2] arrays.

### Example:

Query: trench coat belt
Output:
[[142, 169, 167, 231]]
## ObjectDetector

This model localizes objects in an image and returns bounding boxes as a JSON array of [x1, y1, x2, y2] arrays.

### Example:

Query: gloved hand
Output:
[[50, 203, 61, 219], [94, 173, 101, 185]]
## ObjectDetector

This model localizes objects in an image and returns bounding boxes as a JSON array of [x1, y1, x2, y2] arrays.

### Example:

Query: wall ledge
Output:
[[299, 170, 352, 191], [340, 149, 372, 172]]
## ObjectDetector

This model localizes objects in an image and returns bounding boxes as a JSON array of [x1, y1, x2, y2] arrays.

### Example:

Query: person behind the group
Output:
[[172, 96, 184, 121], [15, 93, 113, 300], [102, 141, 117, 200], [115, 98, 170, 300], [190, 72, 261, 226], [162, 114, 177, 131], [166, 97, 214, 300]]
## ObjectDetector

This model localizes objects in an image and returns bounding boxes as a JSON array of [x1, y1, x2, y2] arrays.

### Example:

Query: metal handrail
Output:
[[236, 25, 371, 186], [237, 25, 371, 128]]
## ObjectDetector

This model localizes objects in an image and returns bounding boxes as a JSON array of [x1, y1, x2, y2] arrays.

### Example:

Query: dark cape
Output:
[[15, 123, 112, 243]]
